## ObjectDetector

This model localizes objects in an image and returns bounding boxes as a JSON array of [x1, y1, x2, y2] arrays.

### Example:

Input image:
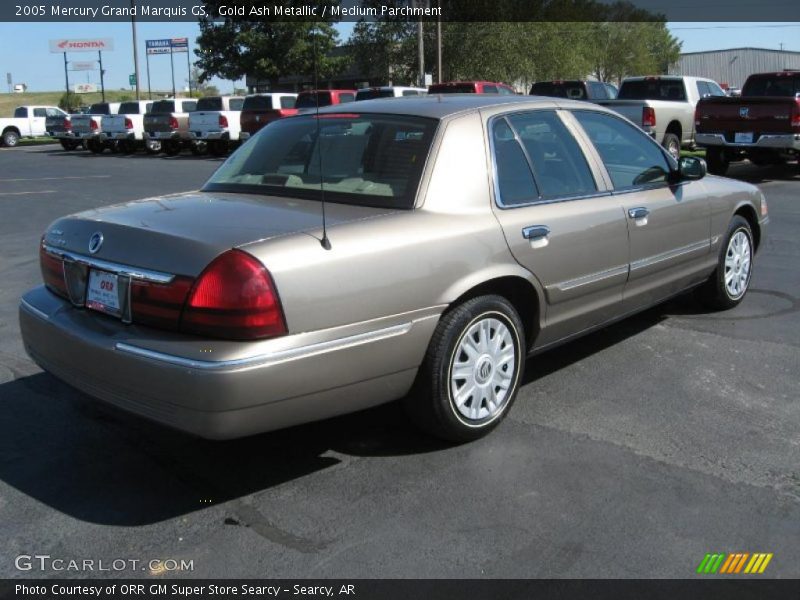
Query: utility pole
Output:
[[436, 0, 442, 83], [415, 0, 424, 88], [130, 0, 141, 100], [98, 50, 106, 101]]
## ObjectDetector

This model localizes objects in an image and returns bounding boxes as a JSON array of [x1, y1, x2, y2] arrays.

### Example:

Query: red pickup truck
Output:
[[695, 70, 800, 175]]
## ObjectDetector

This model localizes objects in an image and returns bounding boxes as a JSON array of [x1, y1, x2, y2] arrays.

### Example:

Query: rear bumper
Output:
[[190, 130, 232, 141], [696, 132, 800, 151], [48, 131, 79, 139], [145, 131, 183, 141], [107, 131, 139, 141], [19, 286, 439, 439]]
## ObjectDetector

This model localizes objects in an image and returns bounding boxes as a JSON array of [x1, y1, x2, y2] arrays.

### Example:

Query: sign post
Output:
[[6, 72, 10, 94], [63, 53, 70, 95], [170, 38, 190, 97], [50, 39, 114, 100], [98, 51, 106, 102]]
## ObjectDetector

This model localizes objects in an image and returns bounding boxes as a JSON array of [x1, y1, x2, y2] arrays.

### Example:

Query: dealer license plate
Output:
[[734, 132, 754, 144], [86, 270, 121, 317]]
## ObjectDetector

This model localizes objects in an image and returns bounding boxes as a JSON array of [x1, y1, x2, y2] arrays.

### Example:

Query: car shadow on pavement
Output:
[[0, 292, 713, 527], [39, 148, 225, 162], [727, 162, 799, 184]]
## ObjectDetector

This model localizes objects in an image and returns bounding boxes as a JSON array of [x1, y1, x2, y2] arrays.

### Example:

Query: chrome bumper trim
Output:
[[115, 322, 414, 371], [696, 132, 800, 150], [42, 244, 175, 284]]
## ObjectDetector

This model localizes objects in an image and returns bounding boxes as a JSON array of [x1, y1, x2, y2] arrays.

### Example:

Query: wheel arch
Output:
[[442, 272, 543, 352], [665, 120, 682, 139], [733, 202, 761, 251], [2, 125, 21, 137]]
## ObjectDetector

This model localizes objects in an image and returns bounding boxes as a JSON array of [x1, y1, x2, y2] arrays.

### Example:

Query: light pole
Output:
[[130, 0, 141, 100]]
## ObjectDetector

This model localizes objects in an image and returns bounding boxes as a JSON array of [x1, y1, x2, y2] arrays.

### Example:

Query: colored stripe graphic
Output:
[[699, 552, 773, 575]]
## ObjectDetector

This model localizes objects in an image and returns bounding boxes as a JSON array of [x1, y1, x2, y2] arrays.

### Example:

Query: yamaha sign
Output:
[[49, 38, 115, 53]]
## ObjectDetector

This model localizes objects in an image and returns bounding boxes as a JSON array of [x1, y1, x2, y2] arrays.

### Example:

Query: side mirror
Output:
[[678, 156, 707, 181]]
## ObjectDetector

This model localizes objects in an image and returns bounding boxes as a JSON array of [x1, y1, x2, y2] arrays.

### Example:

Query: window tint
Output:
[[696, 81, 710, 98], [618, 79, 687, 101], [705, 81, 726, 97], [204, 114, 437, 209], [14, 107, 28, 118], [483, 84, 499, 94], [338, 93, 355, 103], [604, 83, 618, 99], [429, 83, 476, 93], [119, 102, 143, 114], [89, 103, 111, 115], [197, 97, 223, 111], [280, 96, 296, 108], [229, 98, 244, 111], [492, 119, 539, 205], [243, 95, 271, 110], [507, 112, 597, 199], [741, 75, 800, 97], [402, 90, 420, 96], [33, 108, 47, 118], [46, 108, 63, 117], [183, 101, 197, 112], [573, 110, 672, 190], [587, 82, 607, 99], [151, 100, 175, 114], [296, 92, 332, 108]]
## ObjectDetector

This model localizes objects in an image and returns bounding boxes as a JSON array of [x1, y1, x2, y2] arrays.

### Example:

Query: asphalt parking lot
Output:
[[1, 144, 798, 578]]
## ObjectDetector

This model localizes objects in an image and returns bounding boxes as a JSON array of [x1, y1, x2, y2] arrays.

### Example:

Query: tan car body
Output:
[[19, 96, 767, 439]]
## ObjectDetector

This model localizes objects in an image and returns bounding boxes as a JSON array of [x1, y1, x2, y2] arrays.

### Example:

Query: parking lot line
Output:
[[0, 190, 56, 196], [0, 175, 111, 182]]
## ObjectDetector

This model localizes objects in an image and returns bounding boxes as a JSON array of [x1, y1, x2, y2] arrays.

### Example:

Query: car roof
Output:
[[314, 94, 606, 120]]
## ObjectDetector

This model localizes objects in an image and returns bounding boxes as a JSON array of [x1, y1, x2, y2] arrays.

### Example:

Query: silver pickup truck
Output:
[[597, 76, 726, 158], [71, 102, 122, 154]]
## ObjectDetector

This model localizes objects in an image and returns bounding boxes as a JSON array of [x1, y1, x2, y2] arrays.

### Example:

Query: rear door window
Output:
[[483, 84, 499, 94], [280, 96, 296, 108], [33, 108, 47, 117], [573, 110, 672, 190], [14, 107, 27, 118], [338, 93, 355, 103]]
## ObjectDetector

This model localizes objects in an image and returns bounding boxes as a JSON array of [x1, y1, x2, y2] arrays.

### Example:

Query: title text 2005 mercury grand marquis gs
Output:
[[19, 95, 768, 441]]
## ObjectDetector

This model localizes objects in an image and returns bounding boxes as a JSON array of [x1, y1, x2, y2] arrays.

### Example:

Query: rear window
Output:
[[119, 102, 144, 114], [197, 97, 223, 111], [742, 74, 800, 97], [280, 96, 296, 109], [204, 113, 438, 209], [530, 81, 587, 99], [618, 79, 687, 101], [243, 96, 274, 110], [429, 83, 476, 94], [14, 107, 27, 118], [229, 98, 244, 111], [296, 92, 332, 108], [151, 101, 175, 114], [356, 89, 395, 101], [89, 103, 111, 115]]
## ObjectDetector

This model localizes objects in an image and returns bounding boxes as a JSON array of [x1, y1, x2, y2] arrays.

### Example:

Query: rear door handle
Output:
[[522, 225, 551, 240], [628, 207, 650, 220]]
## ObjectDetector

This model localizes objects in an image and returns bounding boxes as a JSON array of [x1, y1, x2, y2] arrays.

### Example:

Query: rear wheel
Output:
[[120, 140, 137, 154], [2, 129, 20, 147], [190, 141, 207, 156], [705, 147, 729, 176], [86, 139, 104, 154], [60, 140, 79, 151], [405, 295, 525, 442], [662, 133, 680, 160], [208, 140, 229, 156], [144, 140, 161, 155], [162, 140, 180, 156], [696, 216, 754, 310]]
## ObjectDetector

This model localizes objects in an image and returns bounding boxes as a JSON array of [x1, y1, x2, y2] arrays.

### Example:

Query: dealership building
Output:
[[670, 47, 800, 89]]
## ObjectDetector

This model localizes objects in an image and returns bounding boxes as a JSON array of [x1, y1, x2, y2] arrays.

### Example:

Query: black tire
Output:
[[60, 140, 78, 151], [696, 216, 754, 310], [120, 140, 137, 154], [190, 142, 207, 156], [404, 295, 526, 443], [162, 140, 180, 156], [208, 140, 229, 156], [2, 129, 20, 147], [662, 133, 680, 160], [144, 140, 161, 155], [705, 147, 729, 176], [87, 139, 104, 154]]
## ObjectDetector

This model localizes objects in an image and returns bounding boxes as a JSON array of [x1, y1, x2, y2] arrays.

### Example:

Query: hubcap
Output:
[[450, 317, 516, 422], [724, 230, 751, 299]]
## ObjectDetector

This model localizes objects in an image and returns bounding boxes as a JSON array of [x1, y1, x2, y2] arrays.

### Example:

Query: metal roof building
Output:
[[670, 47, 800, 89]]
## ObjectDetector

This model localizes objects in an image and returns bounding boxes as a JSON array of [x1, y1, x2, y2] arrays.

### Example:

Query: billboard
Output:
[[50, 38, 114, 53], [146, 38, 189, 54], [171, 38, 189, 53]]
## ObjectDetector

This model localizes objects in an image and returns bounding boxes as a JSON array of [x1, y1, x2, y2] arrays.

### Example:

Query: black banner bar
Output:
[[3, 0, 800, 23], [2, 580, 800, 600]]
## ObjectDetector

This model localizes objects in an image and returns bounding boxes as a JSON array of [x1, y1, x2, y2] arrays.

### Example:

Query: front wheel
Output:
[[696, 216, 754, 310], [2, 129, 20, 147], [662, 133, 680, 160], [405, 295, 525, 442]]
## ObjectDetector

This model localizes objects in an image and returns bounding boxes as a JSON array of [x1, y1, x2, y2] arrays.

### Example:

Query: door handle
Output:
[[628, 207, 650, 220], [522, 225, 551, 240]]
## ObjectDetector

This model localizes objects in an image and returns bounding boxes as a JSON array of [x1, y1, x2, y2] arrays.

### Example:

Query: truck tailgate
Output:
[[696, 96, 799, 134], [190, 112, 222, 131]]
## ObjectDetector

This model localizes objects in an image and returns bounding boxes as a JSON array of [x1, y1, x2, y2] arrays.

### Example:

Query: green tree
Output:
[[195, 2, 346, 83], [58, 91, 80, 112]]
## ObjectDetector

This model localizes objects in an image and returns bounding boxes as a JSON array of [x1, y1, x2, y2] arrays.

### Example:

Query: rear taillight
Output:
[[277, 109, 297, 118], [63, 117, 72, 131], [180, 250, 286, 341], [39, 242, 68, 299], [218, 114, 229, 128], [792, 99, 800, 129], [694, 106, 700, 128], [130, 277, 194, 331], [642, 106, 656, 128], [124, 117, 133, 130], [90, 119, 98, 130], [169, 116, 179, 130]]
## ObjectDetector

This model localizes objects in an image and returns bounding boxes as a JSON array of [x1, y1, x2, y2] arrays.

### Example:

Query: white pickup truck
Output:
[[188, 95, 245, 156], [0, 105, 67, 147], [596, 76, 726, 158], [71, 102, 122, 154], [101, 100, 154, 153]]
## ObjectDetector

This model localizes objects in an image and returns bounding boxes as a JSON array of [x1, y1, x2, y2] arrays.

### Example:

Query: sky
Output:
[[0, 21, 798, 93]]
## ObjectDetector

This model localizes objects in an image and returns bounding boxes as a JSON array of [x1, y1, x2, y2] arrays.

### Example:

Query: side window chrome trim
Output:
[[488, 110, 604, 210]]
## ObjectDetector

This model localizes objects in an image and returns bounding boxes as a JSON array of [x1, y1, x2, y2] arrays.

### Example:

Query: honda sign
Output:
[[50, 38, 115, 53]]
